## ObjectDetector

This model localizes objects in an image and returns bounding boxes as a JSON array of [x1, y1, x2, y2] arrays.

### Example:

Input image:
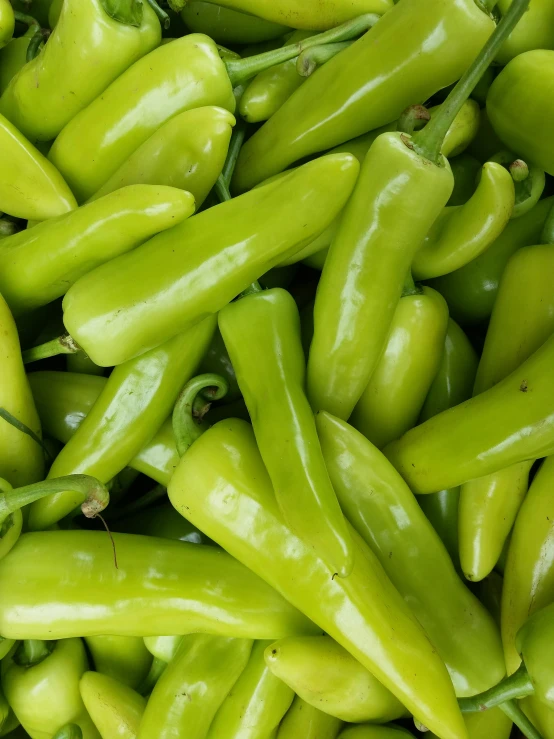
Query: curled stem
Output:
[[172, 374, 229, 456], [500, 700, 543, 739], [296, 40, 353, 77], [26, 27, 49, 62], [458, 663, 535, 712], [13, 11, 40, 33], [22, 333, 80, 364], [397, 104, 430, 135]]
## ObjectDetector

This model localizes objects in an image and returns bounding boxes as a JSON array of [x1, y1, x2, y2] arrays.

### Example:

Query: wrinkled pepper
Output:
[[277, 697, 342, 739], [219, 287, 353, 577], [83, 636, 152, 691], [265, 636, 407, 723], [80, 672, 145, 739], [0, 0, 161, 142], [181, 1, 289, 44]]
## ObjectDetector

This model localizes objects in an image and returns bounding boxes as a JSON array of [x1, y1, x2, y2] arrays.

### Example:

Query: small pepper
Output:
[[496, 0, 554, 63], [277, 697, 343, 739], [265, 636, 407, 723], [137, 635, 253, 739], [83, 636, 152, 692], [80, 672, 145, 739], [181, 1, 289, 43], [0, 0, 161, 142]]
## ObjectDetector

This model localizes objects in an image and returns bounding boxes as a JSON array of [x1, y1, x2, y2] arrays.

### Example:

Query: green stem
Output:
[[13, 11, 40, 33], [477, 0, 499, 12], [500, 700, 543, 739], [214, 176, 232, 203], [172, 374, 229, 456], [13, 639, 54, 667], [413, 0, 530, 164], [22, 333, 80, 364], [0, 407, 52, 460], [144, 0, 170, 28], [222, 121, 246, 187], [108, 483, 166, 522], [138, 656, 167, 696], [225, 13, 381, 87], [397, 104, 430, 135], [26, 27, 49, 62], [458, 663, 535, 712], [402, 270, 421, 297], [240, 281, 263, 297], [296, 40, 353, 77], [0, 474, 110, 530]]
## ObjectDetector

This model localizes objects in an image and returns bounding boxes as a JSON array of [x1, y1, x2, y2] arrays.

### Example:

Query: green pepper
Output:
[[181, 1, 289, 43], [487, 50, 554, 176], [430, 709, 512, 739], [62, 153, 359, 367], [0, 14, 39, 95], [83, 636, 152, 692], [232, 0, 495, 192], [206, 640, 294, 739], [143, 636, 182, 664], [429, 195, 554, 326], [80, 672, 145, 739], [498, 0, 554, 61], [338, 726, 414, 739], [114, 503, 212, 544], [458, 240, 554, 582], [219, 287, 353, 577], [316, 412, 505, 696], [0, 0, 13, 48], [168, 419, 467, 739], [350, 285, 449, 449], [89, 106, 235, 207], [0, 0, 161, 143], [1, 638, 100, 739], [277, 697, 343, 739], [0, 639, 14, 662], [522, 697, 554, 739], [137, 634, 252, 739], [0, 479, 22, 563], [265, 636, 407, 723], [384, 330, 554, 494], [0, 185, 193, 316], [0, 294, 43, 488], [28, 318, 215, 530], [488, 150, 545, 220]]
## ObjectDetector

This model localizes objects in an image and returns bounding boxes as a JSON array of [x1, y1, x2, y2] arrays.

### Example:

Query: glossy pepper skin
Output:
[[0, 185, 194, 317], [1, 638, 100, 739], [28, 318, 215, 530], [317, 412, 505, 696], [350, 286, 449, 449], [83, 636, 152, 691], [0, 294, 43, 488], [0, 531, 314, 640], [89, 106, 235, 207], [219, 288, 353, 577], [307, 132, 453, 420], [181, 1, 289, 43], [206, 640, 294, 739], [49, 34, 235, 203], [431, 709, 512, 739], [496, 0, 554, 63], [0, 112, 76, 221], [277, 697, 342, 739], [80, 672, 145, 739], [522, 697, 554, 739], [265, 636, 406, 723], [429, 195, 554, 326], [459, 243, 554, 583], [232, 0, 494, 192], [138, 635, 252, 739], [0, 0, 13, 48], [168, 420, 468, 739], [0, 0, 160, 143], [62, 153, 359, 367], [0, 21, 36, 96], [385, 330, 554, 494], [488, 51, 554, 176], [517, 604, 554, 710]]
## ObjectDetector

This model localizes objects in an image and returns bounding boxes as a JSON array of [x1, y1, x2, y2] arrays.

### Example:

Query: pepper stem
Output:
[[26, 27, 49, 62], [397, 104, 430, 135], [296, 40, 353, 78], [53, 727, 83, 739], [477, 0, 500, 12], [13, 639, 55, 667], [144, 0, 170, 28], [402, 271, 421, 297], [13, 11, 40, 33], [458, 663, 535, 712], [214, 121, 246, 204], [172, 374, 229, 456], [137, 656, 167, 696], [413, 0, 530, 164], [0, 474, 110, 531], [240, 281, 263, 298], [500, 700, 543, 739], [22, 333, 80, 364], [224, 13, 381, 87]]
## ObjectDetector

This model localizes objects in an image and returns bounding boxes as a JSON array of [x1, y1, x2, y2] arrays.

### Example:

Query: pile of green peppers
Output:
[[0, 0, 554, 737]]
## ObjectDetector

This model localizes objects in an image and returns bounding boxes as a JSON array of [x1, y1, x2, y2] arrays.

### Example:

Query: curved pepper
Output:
[[80, 672, 145, 739], [384, 330, 554, 494], [181, 1, 289, 43], [429, 195, 554, 325], [232, 0, 495, 192], [168, 419, 467, 739], [1, 638, 100, 739], [496, 0, 554, 63], [0, 112, 75, 221], [0, 0, 161, 142], [0, 294, 43, 487], [28, 318, 215, 530], [350, 285, 449, 448], [316, 412, 505, 696], [89, 106, 235, 206], [412, 162, 514, 280], [487, 50, 554, 176], [0, 530, 315, 640], [206, 640, 294, 739], [265, 636, 407, 723], [0, 185, 194, 316], [459, 241, 554, 583], [338, 727, 414, 739], [0, 0, 13, 48], [219, 287, 353, 577], [277, 697, 343, 739], [62, 153, 359, 367], [83, 636, 152, 691], [138, 634, 252, 739]]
